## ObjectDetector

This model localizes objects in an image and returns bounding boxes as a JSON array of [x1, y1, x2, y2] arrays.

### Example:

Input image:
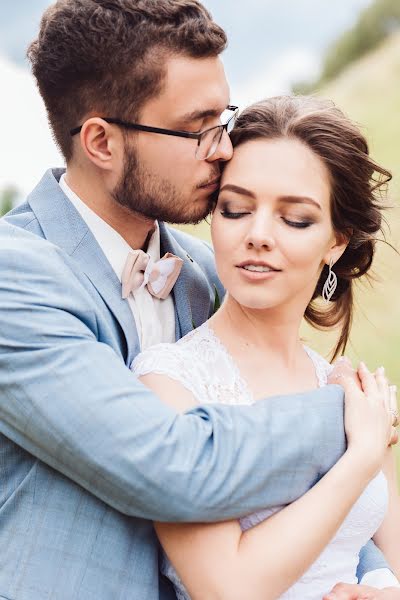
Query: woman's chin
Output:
[[229, 292, 278, 311]]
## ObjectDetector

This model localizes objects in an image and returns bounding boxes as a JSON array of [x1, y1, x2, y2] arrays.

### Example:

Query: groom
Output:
[[0, 1, 397, 599]]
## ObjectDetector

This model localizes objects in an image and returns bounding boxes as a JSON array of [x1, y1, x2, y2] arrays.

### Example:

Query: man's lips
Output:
[[199, 177, 220, 190]]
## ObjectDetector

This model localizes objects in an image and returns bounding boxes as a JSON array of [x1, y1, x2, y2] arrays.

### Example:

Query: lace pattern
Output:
[[131, 322, 388, 600]]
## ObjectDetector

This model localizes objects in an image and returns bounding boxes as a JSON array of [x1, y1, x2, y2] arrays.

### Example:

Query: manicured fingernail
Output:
[[377, 366, 385, 375], [390, 385, 397, 393], [359, 361, 367, 371]]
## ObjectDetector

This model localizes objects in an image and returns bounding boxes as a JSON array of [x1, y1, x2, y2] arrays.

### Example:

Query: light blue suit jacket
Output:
[[0, 169, 388, 599]]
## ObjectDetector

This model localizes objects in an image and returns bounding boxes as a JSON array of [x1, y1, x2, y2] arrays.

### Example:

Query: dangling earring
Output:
[[322, 258, 337, 303]]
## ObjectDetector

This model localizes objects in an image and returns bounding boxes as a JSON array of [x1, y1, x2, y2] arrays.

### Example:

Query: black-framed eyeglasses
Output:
[[70, 105, 239, 160]]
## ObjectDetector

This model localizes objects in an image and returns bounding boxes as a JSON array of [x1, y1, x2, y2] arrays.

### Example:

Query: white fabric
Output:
[[132, 322, 390, 600], [59, 174, 175, 349], [361, 568, 400, 589]]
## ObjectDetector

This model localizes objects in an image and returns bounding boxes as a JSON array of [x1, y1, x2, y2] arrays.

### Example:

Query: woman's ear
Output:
[[324, 229, 352, 266]]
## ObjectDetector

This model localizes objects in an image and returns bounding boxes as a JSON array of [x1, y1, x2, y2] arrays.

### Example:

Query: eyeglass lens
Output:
[[196, 111, 237, 160], [196, 127, 224, 160]]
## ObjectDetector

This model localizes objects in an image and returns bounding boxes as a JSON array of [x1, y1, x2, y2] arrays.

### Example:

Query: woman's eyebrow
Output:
[[219, 184, 256, 198], [279, 196, 321, 210]]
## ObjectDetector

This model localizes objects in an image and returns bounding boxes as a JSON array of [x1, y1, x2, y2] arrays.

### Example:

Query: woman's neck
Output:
[[210, 294, 305, 370]]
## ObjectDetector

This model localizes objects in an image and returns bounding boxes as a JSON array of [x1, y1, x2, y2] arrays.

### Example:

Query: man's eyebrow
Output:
[[280, 196, 321, 210], [219, 184, 256, 198], [179, 108, 225, 124]]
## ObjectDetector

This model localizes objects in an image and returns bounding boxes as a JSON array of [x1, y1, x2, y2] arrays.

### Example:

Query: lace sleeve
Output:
[[131, 343, 201, 401], [304, 345, 334, 387]]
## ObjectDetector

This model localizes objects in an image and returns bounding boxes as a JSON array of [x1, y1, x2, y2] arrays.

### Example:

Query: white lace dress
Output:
[[132, 322, 388, 600]]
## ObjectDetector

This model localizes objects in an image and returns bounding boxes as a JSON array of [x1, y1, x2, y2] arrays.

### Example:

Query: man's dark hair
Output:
[[28, 0, 227, 161]]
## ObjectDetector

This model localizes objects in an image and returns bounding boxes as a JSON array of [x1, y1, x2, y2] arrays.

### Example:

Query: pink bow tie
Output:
[[121, 249, 183, 300]]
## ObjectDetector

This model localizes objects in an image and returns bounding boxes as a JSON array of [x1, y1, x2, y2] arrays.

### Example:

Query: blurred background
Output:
[[1, 0, 399, 462]]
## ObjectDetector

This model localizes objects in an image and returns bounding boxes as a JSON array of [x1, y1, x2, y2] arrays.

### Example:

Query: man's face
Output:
[[113, 54, 233, 224]]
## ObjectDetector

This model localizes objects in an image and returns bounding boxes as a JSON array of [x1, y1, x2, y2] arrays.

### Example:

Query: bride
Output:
[[132, 96, 400, 600]]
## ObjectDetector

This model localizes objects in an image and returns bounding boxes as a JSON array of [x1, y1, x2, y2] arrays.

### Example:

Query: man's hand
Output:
[[327, 357, 362, 389], [323, 583, 400, 599]]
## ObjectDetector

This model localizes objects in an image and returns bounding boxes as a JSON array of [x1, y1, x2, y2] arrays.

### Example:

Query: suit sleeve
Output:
[[0, 225, 364, 524], [357, 540, 395, 582]]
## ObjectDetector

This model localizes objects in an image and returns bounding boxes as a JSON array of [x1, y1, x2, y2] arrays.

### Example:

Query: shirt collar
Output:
[[59, 173, 161, 282]]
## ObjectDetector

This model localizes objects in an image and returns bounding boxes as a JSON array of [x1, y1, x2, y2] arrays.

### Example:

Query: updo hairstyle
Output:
[[229, 96, 391, 359]]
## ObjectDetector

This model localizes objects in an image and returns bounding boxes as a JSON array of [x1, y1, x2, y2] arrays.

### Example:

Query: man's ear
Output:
[[78, 117, 123, 172], [324, 229, 352, 266]]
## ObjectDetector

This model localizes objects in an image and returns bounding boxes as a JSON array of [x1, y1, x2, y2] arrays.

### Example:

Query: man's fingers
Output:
[[338, 375, 362, 397], [328, 357, 360, 389]]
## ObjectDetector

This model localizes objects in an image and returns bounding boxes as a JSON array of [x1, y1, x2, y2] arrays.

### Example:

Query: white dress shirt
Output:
[[59, 174, 176, 350]]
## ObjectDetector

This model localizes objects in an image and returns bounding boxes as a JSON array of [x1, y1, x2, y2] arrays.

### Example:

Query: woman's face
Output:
[[211, 137, 345, 312]]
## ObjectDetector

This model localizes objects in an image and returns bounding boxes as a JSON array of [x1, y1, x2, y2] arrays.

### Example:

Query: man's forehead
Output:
[[163, 55, 230, 111], [141, 54, 230, 123]]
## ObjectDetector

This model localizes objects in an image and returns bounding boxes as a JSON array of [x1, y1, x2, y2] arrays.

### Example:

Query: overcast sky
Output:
[[0, 0, 373, 196]]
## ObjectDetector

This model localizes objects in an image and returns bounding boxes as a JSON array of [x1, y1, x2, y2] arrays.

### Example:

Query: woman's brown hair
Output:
[[229, 96, 392, 359]]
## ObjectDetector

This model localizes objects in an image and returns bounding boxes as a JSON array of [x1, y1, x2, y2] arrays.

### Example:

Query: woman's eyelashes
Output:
[[220, 209, 250, 219], [219, 208, 315, 227], [282, 217, 314, 229]]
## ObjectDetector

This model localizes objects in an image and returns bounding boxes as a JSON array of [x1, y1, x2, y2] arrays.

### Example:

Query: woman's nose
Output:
[[245, 216, 276, 250]]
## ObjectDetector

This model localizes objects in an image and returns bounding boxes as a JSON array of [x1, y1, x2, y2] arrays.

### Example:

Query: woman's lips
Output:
[[236, 263, 281, 281]]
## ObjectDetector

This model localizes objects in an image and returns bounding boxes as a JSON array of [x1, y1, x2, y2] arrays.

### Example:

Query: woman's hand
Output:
[[340, 363, 394, 479], [323, 582, 400, 599]]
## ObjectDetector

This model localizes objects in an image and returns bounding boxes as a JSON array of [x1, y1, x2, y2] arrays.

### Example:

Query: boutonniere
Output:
[[192, 284, 221, 330], [212, 284, 221, 313]]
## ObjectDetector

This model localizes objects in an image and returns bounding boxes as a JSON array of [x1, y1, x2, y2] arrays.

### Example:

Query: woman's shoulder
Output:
[[131, 322, 223, 405], [131, 322, 213, 378]]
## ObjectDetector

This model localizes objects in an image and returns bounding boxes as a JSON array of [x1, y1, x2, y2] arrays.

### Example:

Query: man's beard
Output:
[[112, 144, 216, 224]]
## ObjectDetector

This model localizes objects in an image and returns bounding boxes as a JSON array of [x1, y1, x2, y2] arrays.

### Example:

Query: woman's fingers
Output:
[[389, 427, 399, 446], [389, 385, 398, 413], [389, 384, 399, 434], [357, 362, 378, 400], [375, 366, 390, 409]]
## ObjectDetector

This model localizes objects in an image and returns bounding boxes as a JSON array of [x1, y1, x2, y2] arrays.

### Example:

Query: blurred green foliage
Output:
[[293, 0, 400, 94], [0, 186, 18, 216]]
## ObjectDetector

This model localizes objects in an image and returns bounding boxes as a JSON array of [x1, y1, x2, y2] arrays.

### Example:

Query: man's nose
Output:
[[207, 130, 233, 163]]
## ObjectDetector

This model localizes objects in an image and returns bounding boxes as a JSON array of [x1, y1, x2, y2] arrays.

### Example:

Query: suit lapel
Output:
[[27, 169, 139, 365], [159, 222, 214, 339]]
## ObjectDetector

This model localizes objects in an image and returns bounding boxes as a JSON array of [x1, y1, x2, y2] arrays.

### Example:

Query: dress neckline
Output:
[[197, 321, 329, 404]]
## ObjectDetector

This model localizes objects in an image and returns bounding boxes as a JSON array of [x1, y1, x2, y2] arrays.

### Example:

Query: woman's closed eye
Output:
[[220, 209, 251, 219], [282, 216, 314, 229]]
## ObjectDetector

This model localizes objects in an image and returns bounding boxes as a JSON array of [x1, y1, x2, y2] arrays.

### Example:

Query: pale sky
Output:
[[0, 0, 373, 197]]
